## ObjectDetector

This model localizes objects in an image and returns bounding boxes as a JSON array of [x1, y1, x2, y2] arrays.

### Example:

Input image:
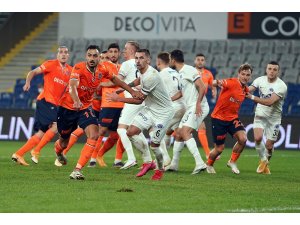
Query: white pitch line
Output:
[[229, 206, 300, 212]]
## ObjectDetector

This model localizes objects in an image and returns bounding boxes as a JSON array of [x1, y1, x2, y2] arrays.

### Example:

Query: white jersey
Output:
[[251, 76, 287, 118], [179, 64, 207, 108], [139, 66, 173, 117], [159, 67, 185, 109], [118, 58, 139, 98]]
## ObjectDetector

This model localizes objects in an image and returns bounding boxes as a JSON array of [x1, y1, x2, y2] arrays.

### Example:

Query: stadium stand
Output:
[[1, 35, 300, 115]]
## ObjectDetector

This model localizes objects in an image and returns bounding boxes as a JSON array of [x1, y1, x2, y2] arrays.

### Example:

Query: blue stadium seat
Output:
[[0, 92, 14, 108], [13, 92, 31, 109], [239, 99, 255, 116]]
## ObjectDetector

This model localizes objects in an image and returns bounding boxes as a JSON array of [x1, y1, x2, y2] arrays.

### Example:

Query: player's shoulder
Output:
[[276, 77, 288, 89], [72, 62, 85, 72]]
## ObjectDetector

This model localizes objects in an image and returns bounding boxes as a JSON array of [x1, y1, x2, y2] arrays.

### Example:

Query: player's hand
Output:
[[245, 92, 252, 99], [131, 90, 144, 100], [73, 100, 83, 110], [23, 83, 30, 91], [115, 88, 124, 94], [195, 102, 202, 117], [106, 92, 119, 102]]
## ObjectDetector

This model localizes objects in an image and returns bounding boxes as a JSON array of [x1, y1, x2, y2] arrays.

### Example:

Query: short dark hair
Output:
[[196, 53, 205, 58], [238, 63, 253, 73], [157, 52, 170, 64], [268, 61, 280, 69], [136, 48, 151, 58], [86, 45, 100, 52], [127, 41, 140, 52], [170, 49, 184, 63], [101, 50, 107, 54], [108, 43, 120, 51]]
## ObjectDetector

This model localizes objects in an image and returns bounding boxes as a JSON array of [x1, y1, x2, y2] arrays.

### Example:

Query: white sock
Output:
[[185, 138, 205, 166], [151, 146, 163, 170], [171, 141, 185, 167], [129, 133, 152, 163], [255, 141, 267, 161], [265, 146, 274, 161], [149, 131, 171, 164], [90, 158, 96, 162], [117, 128, 136, 161], [164, 135, 171, 149], [114, 159, 121, 164]]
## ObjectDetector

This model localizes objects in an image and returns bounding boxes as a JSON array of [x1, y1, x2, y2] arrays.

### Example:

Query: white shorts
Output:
[[132, 107, 175, 144], [253, 115, 281, 141], [167, 106, 186, 131], [179, 102, 209, 130], [118, 103, 145, 126]]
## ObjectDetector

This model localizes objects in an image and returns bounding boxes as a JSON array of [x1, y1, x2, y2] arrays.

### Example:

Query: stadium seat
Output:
[[73, 38, 89, 53], [180, 40, 195, 54], [184, 52, 196, 66], [261, 53, 279, 67], [251, 67, 265, 81], [136, 39, 149, 49], [279, 54, 296, 69], [227, 40, 242, 54], [194, 40, 210, 56], [59, 37, 74, 51], [291, 40, 300, 54], [212, 54, 228, 68], [216, 67, 232, 79], [246, 53, 262, 69], [228, 55, 245, 70], [149, 39, 165, 53], [242, 40, 258, 54], [210, 40, 226, 54], [274, 40, 291, 54], [258, 40, 274, 54], [13, 92, 31, 109], [89, 38, 103, 50], [163, 39, 180, 52], [0, 92, 14, 108], [239, 98, 255, 115], [283, 70, 299, 84]]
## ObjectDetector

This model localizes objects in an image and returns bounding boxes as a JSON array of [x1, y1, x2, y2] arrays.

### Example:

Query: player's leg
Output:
[[70, 108, 99, 180], [197, 121, 211, 158]]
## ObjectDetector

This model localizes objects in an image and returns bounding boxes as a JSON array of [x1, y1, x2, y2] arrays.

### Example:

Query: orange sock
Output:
[[91, 136, 104, 159], [63, 128, 84, 155], [33, 130, 56, 154], [207, 158, 215, 166], [76, 138, 97, 169], [115, 138, 125, 161], [16, 135, 41, 156], [54, 140, 64, 154], [97, 132, 118, 157], [230, 152, 241, 162], [198, 129, 210, 156]]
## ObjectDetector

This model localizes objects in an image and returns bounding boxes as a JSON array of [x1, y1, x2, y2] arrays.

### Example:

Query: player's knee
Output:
[[238, 136, 247, 145]]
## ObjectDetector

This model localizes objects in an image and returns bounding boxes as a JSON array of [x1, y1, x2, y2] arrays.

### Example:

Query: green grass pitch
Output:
[[1, 141, 300, 213]]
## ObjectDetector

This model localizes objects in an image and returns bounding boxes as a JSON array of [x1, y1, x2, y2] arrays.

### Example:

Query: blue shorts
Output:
[[211, 117, 245, 146], [34, 98, 58, 132], [98, 108, 123, 131], [57, 106, 98, 139]]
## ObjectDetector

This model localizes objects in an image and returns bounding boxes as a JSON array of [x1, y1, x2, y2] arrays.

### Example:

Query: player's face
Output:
[[123, 43, 132, 60], [266, 64, 279, 80], [135, 52, 150, 71], [57, 47, 69, 64], [100, 53, 109, 62], [169, 58, 176, 70], [194, 56, 205, 69], [238, 69, 252, 85], [108, 48, 120, 63], [86, 49, 100, 68]]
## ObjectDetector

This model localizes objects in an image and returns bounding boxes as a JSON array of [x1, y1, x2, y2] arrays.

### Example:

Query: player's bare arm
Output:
[[111, 76, 142, 99], [106, 92, 145, 105], [246, 92, 281, 106], [171, 91, 183, 101], [69, 79, 82, 110], [194, 78, 206, 116], [23, 67, 43, 91]]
